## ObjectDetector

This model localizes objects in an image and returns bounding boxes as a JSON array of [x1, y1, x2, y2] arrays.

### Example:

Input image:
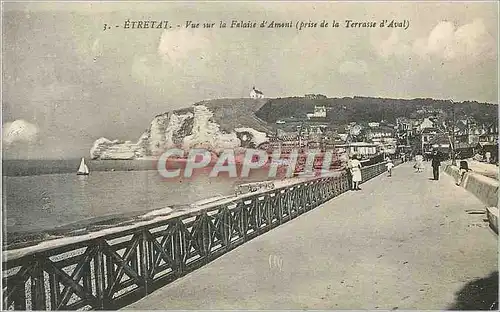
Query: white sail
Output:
[[77, 158, 89, 174]]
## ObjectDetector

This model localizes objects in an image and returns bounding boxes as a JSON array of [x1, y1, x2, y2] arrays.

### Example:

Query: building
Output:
[[417, 117, 435, 132], [365, 125, 395, 142], [250, 87, 264, 99], [454, 142, 475, 159], [454, 119, 472, 144], [306, 106, 327, 119], [334, 142, 380, 157], [478, 123, 498, 144], [364, 125, 397, 155], [420, 127, 439, 154], [453, 119, 498, 145], [338, 133, 349, 141], [428, 132, 451, 154], [395, 117, 415, 147], [474, 142, 498, 163], [396, 117, 413, 133]]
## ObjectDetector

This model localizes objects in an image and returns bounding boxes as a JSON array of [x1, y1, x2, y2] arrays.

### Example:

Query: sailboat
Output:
[[77, 158, 90, 175]]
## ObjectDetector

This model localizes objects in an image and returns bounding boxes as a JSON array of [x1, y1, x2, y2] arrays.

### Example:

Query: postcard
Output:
[[2, 1, 498, 310]]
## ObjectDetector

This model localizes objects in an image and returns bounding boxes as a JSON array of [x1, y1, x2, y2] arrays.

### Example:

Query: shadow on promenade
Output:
[[447, 271, 498, 310]]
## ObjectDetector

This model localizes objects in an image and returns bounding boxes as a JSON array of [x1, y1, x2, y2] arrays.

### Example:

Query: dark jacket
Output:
[[431, 153, 441, 167]]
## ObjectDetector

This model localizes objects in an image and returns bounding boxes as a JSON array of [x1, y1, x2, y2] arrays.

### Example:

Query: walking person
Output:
[[431, 150, 441, 180], [414, 154, 424, 173], [386, 159, 394, 177], [350, 154, 362, 190]]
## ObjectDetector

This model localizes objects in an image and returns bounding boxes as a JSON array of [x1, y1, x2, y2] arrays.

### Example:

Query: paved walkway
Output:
[[125, 163, 498, 310]]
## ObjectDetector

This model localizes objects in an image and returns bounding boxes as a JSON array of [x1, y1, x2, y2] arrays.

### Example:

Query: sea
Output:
[[2, 159, 282, 248]]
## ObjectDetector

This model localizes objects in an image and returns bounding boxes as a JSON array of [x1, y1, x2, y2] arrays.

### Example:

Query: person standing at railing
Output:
[[456, 160, 471, 186], [350, 154, 362, 190], [344, 158, 353, 190]]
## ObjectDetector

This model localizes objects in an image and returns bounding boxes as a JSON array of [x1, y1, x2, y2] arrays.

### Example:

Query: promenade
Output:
[[125, 162, 498, 310]]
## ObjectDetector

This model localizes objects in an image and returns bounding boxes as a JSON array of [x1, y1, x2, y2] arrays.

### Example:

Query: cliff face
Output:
[[90, 99, 271, 160], [90, 138, 143, 160]]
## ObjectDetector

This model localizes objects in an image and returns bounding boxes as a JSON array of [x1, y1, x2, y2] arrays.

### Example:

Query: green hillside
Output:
[[164, 96, 497, 137], [255, 96, 498, 126]]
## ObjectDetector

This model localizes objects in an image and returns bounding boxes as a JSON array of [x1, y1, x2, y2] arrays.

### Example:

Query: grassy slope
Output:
[[175, 98, 274, 133]]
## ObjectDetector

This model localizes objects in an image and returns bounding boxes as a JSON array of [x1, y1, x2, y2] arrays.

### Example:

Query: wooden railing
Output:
[[2, 162, 388, 310]]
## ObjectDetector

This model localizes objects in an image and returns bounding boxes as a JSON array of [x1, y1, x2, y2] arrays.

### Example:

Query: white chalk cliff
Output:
[[90, 104, 270, 159]]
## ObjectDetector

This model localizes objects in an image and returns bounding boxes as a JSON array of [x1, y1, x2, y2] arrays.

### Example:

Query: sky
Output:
[[2, 1, 498, 159]]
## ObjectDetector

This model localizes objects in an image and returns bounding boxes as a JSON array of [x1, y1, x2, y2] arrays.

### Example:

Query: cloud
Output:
[[374, 19, 496, 65], [338, 60, 369, 75], [3, 120, 39, 146], [376, 30, 412, 59], [157, 28, 212, 64], [413, 19, 496, 62], [131, 56, 153, 84]]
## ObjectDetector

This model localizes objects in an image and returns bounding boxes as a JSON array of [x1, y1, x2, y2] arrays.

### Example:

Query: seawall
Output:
[[443, 164, 498, 234], [443, 164, 498, 207]]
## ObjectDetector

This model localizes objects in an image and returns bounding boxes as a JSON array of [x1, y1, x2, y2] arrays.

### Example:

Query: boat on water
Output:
[[77, 158, 90, 175]]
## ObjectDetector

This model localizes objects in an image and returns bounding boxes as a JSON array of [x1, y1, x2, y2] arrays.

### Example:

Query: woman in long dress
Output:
[[350, 155, 362, 190], [414, 154, 424, 172]]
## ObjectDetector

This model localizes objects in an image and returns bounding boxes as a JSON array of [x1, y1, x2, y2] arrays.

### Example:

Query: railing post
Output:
[[222, 207, 232, 251], [139, 229, 151, 296], [31, 257, 46, 310], [277, 192, 284, 223], [254, 198, 262, 232], [202, 213, 212, 264], [265, 195, 272, 228], [241, 201, 248, 241], [286, 190, 293, 218], [94, 240, 106, 310], [298, 187, 304, 212], [174, 220, 185, 277]]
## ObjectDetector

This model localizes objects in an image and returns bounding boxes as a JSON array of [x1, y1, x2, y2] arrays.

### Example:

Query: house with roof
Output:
[[478, 123, 498, 144], [428, 132, 451, 153], [250, 86, 264, 99], [306, 106, 327, 119], [417, 117, 435, 132], [454, 119, 471, 144], [364, 125, 397, 155], [420, 127, 439, 154], [364, 125, 396, 142]]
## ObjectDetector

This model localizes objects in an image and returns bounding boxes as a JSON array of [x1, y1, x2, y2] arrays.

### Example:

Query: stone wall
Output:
[[444, 164, 498, 208]]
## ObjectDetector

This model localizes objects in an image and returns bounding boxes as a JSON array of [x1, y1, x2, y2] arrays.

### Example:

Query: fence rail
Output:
[[3, 162, 388, 310]]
